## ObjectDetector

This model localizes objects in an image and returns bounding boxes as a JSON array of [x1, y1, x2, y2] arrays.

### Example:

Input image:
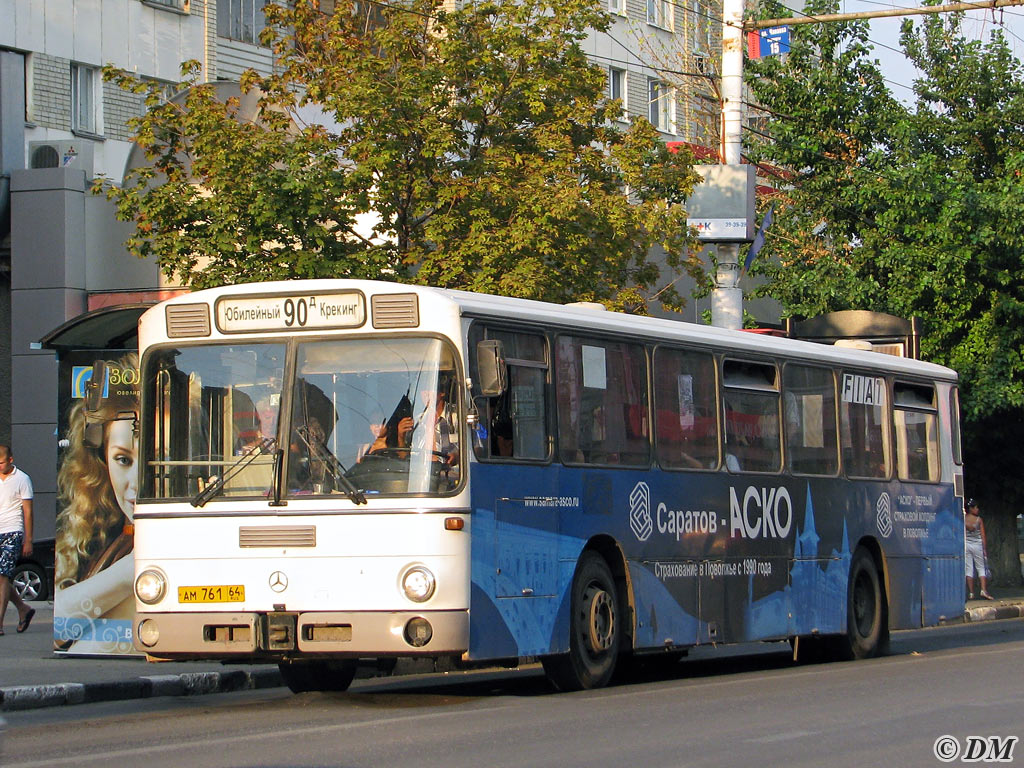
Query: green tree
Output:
[[98, 65, 385, 287], [98, 0, 702, 310], [746, 6, 1024, 583]]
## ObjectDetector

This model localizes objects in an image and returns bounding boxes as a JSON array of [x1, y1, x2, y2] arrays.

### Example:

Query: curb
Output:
[[0, 667, 283, 712], [964, 603, 1024, 624]]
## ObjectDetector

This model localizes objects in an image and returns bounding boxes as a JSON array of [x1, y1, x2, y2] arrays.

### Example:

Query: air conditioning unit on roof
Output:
[[28, 140, 94, 178]]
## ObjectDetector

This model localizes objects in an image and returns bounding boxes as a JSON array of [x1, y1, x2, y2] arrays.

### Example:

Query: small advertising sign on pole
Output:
[[685, 165, 757, 242]]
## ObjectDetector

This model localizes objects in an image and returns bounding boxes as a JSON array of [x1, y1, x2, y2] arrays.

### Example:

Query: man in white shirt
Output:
[[412, 388, 458, 467], [0, 443, 36, 634]]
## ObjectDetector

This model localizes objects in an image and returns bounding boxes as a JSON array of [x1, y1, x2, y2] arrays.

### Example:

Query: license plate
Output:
[[178, 585, 245, 603]]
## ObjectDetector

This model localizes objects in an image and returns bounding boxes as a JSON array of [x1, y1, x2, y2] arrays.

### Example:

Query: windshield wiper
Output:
[[191, 437, 276, 508], [295, 426, 367, 505]]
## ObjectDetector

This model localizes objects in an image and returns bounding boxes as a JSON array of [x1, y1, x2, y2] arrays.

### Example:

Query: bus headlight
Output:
[[401, 566, 436, 602], [135, 569, 167, 605]]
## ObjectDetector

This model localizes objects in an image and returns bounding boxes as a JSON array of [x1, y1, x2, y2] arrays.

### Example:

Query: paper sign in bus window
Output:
[[677, 374, 694, 429], [802, 394, 824, 448], [582, 345, 607, 390], [512, 385, 540, 420]]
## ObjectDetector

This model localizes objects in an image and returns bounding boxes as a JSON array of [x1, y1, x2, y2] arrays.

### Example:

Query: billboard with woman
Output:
[[53, 354, 139, 654]]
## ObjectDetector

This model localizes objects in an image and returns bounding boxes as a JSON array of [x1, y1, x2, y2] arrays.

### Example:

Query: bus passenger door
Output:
[[494, 497, 559, 598], [922, 556, 963, 626]]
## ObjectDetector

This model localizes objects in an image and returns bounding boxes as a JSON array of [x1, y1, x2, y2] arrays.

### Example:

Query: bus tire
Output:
[[542, 552, 621, 691], [845, 547, 884, 660], [279, 659, 357, 693]]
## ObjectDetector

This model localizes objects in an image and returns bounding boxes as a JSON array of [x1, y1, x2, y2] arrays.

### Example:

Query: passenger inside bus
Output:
[[365, 383, 459, 470], [288, 416, 330, 494], [490, 386, 515, 457]]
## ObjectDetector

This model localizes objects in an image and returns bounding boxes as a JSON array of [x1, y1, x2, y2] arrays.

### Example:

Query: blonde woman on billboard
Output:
[[54, 355, 139, 652]]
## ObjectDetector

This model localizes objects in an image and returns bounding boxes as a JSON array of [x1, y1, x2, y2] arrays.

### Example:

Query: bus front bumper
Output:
[[133, 609, 469, 659]]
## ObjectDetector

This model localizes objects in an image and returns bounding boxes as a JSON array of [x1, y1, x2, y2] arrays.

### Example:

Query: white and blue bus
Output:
[[123, 279, 964, 691]]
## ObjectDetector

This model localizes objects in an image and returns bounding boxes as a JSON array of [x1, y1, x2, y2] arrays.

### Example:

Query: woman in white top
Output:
[[964, 499, 993, 600]]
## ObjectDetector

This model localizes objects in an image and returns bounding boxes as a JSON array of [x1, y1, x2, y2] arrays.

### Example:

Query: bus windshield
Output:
[[290, 337, 461, 497], [142, 336, 461, 502]]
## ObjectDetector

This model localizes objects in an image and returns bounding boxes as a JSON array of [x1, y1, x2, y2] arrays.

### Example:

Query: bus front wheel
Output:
[[279, 659, 357, 693], [845, 548, 885, 660], [542, 552, 621, 691]]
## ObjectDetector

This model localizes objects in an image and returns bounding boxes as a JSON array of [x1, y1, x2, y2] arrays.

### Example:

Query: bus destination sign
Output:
[[216, 292, 366, 333]]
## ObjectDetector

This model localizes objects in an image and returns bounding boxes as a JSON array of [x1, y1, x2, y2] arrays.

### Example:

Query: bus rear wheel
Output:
[[844, 548, 885, 660], [278, 659, 357, 693], [542, 552, 621, 691]]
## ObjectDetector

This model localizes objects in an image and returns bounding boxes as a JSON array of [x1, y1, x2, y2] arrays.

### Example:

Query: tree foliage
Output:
[[97, 0, 702, 310], [746, 7, 1024, 581], [747, 5, 1024, 420]]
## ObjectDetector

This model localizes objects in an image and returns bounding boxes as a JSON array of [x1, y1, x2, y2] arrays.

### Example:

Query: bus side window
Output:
[[556, 335, 650, 467], [476, 328, 549, 461], [893, 381, 939, 482], [653, 347, 719, 470], [722, 359, 781, 473], [839, 372, 890, 479], [783, 363, 839, 476]]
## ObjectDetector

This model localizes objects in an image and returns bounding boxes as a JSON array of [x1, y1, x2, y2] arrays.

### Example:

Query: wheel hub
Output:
[[584, 584, 615, 653], [853, 573, 875, 636]]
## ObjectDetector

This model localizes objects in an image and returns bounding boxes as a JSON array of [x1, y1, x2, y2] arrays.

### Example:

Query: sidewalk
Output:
[[962, 586, 1024, 623], [3, 588, 1023, 712], [0, 603, 283, 711]]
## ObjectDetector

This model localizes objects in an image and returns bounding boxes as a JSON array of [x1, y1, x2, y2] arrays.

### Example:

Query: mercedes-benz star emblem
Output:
[[269, 571, 288, 592]]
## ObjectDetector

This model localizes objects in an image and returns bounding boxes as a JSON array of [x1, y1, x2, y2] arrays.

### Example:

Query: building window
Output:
[[608, 0, 626, 15], [647, 0, 670, 28], [217, 0, 267, 45], [71, 64, 97, 134], [691, 0, 712, 54], [145, 0, 189, 10], [648, 78, 674, 133], [138, 79, 179, 117], [608, 67, 626, 109]]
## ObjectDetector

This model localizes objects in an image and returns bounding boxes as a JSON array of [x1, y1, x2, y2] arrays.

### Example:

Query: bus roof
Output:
[[150, 279, 958, 383]]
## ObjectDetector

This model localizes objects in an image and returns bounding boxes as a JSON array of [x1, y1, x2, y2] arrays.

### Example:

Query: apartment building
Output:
[[584, 0, 723, 146]]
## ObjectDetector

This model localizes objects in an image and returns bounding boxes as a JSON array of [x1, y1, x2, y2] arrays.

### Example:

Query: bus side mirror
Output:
[[476, 340, 507, 397], [83, 360, 108, 448]]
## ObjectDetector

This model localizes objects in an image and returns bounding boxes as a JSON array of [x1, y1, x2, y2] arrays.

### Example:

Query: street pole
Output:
[[711, 0, 746, 329]]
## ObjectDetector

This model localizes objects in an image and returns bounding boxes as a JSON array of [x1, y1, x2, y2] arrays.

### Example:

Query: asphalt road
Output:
[[3, 620, 1022, 768]]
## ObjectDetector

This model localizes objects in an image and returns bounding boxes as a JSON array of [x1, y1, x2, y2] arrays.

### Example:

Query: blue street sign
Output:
[[759, 26, 791, 57]]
